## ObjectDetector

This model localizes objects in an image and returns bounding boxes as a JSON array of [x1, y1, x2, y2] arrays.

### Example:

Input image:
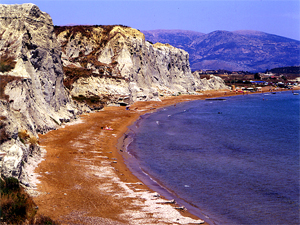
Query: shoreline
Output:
[[118, 128, 216, 224], [117, 109, 215, 224], [117, 87, 300, 224], [28, 88, 298, 224]]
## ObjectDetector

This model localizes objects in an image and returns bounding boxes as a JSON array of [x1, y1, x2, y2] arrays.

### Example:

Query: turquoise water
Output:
[[127, 91, 300, 224]]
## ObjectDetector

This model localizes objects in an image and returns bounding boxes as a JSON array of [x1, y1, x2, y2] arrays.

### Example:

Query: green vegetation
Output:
[[54, 25, 117, 39], [55, 25, 129, 92], [53, 24, 128, 51], [0, 116, 9, 144], [72, 95, 106, 110], [254, 73, 261, 80], [269, 66, 300, 74], [31, 214, 59, 225], [18, 130, 31, 145], [18, 130, 39, 149], [0, 176, 59, 224], [63, 66, 94, 90], [63, 66, 125, 90], [0, 53, 16, 73]]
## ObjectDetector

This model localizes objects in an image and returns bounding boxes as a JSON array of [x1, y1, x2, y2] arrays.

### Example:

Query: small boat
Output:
[[293, 93, 299, 95]]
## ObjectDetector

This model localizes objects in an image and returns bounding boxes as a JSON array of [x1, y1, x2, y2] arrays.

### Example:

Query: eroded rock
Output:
[[0, 3, 77, 183], [56, 25, 227, 104]]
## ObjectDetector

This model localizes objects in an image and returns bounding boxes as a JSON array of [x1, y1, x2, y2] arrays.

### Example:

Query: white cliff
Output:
[[55, 25, 203, 104], [192, 71, 229, 91], [0, 4, 76, 184]]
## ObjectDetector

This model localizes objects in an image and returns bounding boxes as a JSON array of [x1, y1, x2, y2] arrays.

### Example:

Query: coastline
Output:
[[28, 88, 298, 224], [117, 125, 216, 224]]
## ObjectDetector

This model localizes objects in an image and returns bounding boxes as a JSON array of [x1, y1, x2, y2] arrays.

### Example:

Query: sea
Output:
[[125, 90, 300, 225]]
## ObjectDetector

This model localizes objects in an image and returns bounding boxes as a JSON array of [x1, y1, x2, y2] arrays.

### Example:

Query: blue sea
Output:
[[125, 91, 300, 225]]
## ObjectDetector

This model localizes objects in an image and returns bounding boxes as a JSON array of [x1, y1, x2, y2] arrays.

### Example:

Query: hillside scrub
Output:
[[72, 95, 109, 110], [54, 25, 118, 52], [0, 175, 59, 224], [18, 129, 39, 149], [0, 116, 9, 144], [63, 66, 125, 90], [63, 66, 94, 90], [0, 53, 16, 73], [53, 24, 129, 40]]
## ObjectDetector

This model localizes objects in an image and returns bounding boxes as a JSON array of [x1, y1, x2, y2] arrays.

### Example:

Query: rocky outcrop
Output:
[[0, 4, 76, 184], [192, 72, 228, 91]]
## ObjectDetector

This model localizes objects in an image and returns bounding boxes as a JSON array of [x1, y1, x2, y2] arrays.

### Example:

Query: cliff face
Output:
[[192, 72, 228, 91], [0, 4, 228, 184], [55, 25, 197, 103], [0, 4, 76, 183]]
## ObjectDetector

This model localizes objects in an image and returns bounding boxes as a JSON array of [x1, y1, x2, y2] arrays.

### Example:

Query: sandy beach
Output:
[[26, 88, 297, 224]]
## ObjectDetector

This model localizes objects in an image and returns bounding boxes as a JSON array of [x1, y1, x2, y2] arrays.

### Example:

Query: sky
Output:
[[1, 0, 299, 40]]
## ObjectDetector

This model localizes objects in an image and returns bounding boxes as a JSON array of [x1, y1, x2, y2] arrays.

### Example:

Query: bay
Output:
[[127, 91, 300, 224]]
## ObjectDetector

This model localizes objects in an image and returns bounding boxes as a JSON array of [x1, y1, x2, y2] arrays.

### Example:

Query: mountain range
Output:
[[142, 29, 300, 72]]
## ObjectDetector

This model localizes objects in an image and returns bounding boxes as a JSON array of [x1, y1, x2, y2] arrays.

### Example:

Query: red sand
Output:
[[30, 87, 298, 224]]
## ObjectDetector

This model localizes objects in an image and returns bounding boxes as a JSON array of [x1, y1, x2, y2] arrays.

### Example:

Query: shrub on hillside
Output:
[[0, 176, 59, 224], [63, 67, 94, 90], [0, 116, 9, 144], [30, 214, 60, 225], [18, 129, 30, 144], [72, 95, 105, 110], [0, 176, 36, 223], [0, 53, 16, 73]]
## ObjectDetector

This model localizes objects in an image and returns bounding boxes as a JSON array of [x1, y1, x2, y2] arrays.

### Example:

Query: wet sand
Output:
[[29, 88, 297, 224]]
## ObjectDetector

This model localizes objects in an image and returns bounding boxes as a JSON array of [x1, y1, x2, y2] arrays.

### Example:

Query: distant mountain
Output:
[[142, 29, 205, 50], [142, 29, 300, 72]]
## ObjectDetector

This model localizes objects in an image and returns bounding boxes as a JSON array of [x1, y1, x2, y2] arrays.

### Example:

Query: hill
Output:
[[269, 66, 300, 74], [142, 29, 205, 50], [142, 29, 300, 72]]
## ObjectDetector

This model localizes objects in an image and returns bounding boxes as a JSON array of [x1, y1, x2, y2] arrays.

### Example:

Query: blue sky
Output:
[[1, 0, 299, 40]]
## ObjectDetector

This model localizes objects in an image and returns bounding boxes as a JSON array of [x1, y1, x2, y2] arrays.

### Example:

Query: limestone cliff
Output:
[[192, 71, 229, 91], [55, 25, 198, 104], [0, 4, 76, 183]]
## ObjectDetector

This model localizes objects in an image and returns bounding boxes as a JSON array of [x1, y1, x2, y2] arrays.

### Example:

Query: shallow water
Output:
[[127, 91, 300, 224]]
